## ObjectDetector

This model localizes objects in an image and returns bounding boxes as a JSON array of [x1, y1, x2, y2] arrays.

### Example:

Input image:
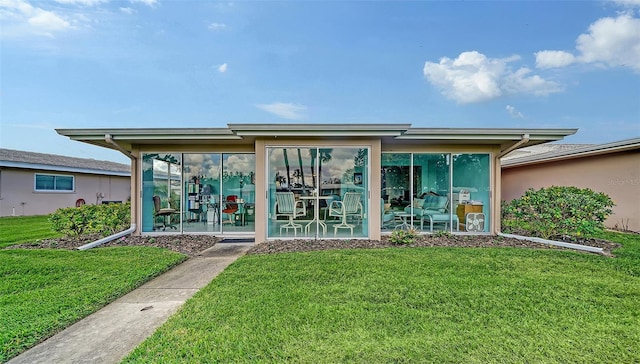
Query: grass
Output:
[[0, 247, 186, 362], [125, 232, 640, 363], [0, 215, 187, 362], [0, 215, 62, 248]]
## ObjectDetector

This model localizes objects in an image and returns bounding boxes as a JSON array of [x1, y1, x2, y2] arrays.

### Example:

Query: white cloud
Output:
[[614, 0, 640, 8], [423, 51, 562, 104], [503, 67, 563, 96], [130, 0, 158, 7], [217, 63, 228, 73], [535, 13, 640, 72], [576, 13, 640, 71], [535, 50, 576, 68], [506, 105, 524, 119], [28, 9, 70, 30], [208, 22, 227, 31], [0, 0, 72, 37], [54, 0, 106, 5], [120, 7, 135, 15], [256, 102, 308, 120]]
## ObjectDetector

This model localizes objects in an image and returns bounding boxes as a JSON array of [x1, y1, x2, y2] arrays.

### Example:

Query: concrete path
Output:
[[8, 242, 253, 364]]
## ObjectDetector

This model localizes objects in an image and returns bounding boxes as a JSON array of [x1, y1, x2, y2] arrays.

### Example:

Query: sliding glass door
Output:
[[267, 147, 369, 239], [381, 153, 489, 233], [142, 153, 182, 233], [142, 152, 255, 234]]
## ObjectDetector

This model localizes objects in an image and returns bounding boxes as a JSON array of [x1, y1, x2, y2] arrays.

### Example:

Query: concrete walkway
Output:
[[8, 242, 253, 364]]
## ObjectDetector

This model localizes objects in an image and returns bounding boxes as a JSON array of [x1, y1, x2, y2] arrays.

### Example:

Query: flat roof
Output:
[[57, 124, 578, 156]]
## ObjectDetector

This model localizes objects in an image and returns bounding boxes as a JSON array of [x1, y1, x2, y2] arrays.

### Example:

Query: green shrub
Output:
[[389, 228, 418, 245], [433, 230, 452, 238], [50, 203, 131, 236], [502, 186, 614, 239]]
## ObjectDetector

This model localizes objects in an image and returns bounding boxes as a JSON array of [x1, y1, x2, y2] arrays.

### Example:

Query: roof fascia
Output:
[[228, 123, 412, 137], [398, 128, 578, 141], [56, 128, 241, 141]]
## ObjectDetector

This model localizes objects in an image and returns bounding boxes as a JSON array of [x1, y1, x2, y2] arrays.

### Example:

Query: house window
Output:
[[34, 174, 75, 192], [381, 153, 490, 233]]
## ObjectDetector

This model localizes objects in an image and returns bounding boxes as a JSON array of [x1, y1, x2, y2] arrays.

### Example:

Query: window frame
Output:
[[34, 173, 76, 192]]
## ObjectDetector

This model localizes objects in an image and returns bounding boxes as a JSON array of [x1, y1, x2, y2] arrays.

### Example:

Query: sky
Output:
[[1, 0, 639, 164]]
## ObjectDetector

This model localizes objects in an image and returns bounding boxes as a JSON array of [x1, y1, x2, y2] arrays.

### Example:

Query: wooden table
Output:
[[456, 204, 483, 230]]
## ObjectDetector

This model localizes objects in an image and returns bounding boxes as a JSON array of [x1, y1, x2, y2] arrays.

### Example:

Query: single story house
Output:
[[0, 148, 131, 216], [57, 124, 577, 242], [502, 138, 640, 233]]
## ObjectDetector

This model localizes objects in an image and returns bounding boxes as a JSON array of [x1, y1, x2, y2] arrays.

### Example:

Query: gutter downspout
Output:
[[499, 134, 530, 158], [105, 134, 136, 160], [77, 135, 137, 250], [497, 232, 604, 254], [78, 224, 137, 250]]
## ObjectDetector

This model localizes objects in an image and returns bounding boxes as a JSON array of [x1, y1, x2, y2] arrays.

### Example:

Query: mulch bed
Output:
[[248, 234, 619, 256], [7, 233, 620, 257]]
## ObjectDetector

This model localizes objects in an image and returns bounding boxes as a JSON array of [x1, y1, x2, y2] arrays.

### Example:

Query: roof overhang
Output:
[[56, 128, 241, 152], [57, 124, 578, 156], [396, 128, 578, 153]]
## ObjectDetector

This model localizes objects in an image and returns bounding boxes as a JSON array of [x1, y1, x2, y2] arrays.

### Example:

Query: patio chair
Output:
[[222, 195, 239, 225], [329, 192, 362, 236], [275, 192, 306, 236], [381, 198, 395, 229], [153, 195, 177, 231]]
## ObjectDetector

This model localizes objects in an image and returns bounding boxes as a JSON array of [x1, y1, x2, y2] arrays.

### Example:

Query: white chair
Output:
[[329, 192, 362, 236], [275, 192, 306, 236]]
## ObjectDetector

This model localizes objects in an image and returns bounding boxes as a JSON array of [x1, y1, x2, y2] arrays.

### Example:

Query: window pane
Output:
[[55, 176, 74, 191], [141, 153, 182, 233], [453, 154, 490, 232], [413, 154, 452, 232], [35, 175, 55, 190], [222, 153, 256, 233], [183, 154, 221, 233], [267, 147, 369, 239]]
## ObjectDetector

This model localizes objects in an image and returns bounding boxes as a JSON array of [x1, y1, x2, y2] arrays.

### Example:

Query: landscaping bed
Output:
[[7, 232, 620, 256], [249, 234, 619, 255]]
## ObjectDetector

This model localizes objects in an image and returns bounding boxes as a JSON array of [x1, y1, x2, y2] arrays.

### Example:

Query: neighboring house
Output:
[[57, 124, 577, 242], [501, 138, 640, 232], [0, 149, 131, 216]]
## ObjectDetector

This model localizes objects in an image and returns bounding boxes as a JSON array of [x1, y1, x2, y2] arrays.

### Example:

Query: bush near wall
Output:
[[502, 186, 614, 239], [49, 203, 131, 237]]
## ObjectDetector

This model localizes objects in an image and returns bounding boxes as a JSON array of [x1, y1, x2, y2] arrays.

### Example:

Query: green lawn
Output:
[[0, 215, 62, 248], [0, 247, 186, 362], [125, 232, 640, 363]]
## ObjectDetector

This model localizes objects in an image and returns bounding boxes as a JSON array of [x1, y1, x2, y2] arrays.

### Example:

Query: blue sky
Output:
[[1, 0, 639, 164]]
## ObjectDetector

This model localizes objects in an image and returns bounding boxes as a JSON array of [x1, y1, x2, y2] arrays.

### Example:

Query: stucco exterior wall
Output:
[[0, 167, 131, 216], [501, 150, 640, 232]]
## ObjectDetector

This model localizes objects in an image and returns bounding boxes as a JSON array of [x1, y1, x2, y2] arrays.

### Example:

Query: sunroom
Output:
[[57, 124, 576, 242]]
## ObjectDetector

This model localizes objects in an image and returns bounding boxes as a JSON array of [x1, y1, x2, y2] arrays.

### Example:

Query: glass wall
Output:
[[452, 154, 490, 232], [267, 147, 369, 239], [221, 154, 256, 233], [183, 154, 221, 233], [381, 153, 489, 233], [142, 153, 182, 232], [142, 152, 255, 234]]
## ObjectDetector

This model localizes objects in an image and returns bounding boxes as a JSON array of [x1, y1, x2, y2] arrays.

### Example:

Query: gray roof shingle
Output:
[[0, 148, 130, 175]]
